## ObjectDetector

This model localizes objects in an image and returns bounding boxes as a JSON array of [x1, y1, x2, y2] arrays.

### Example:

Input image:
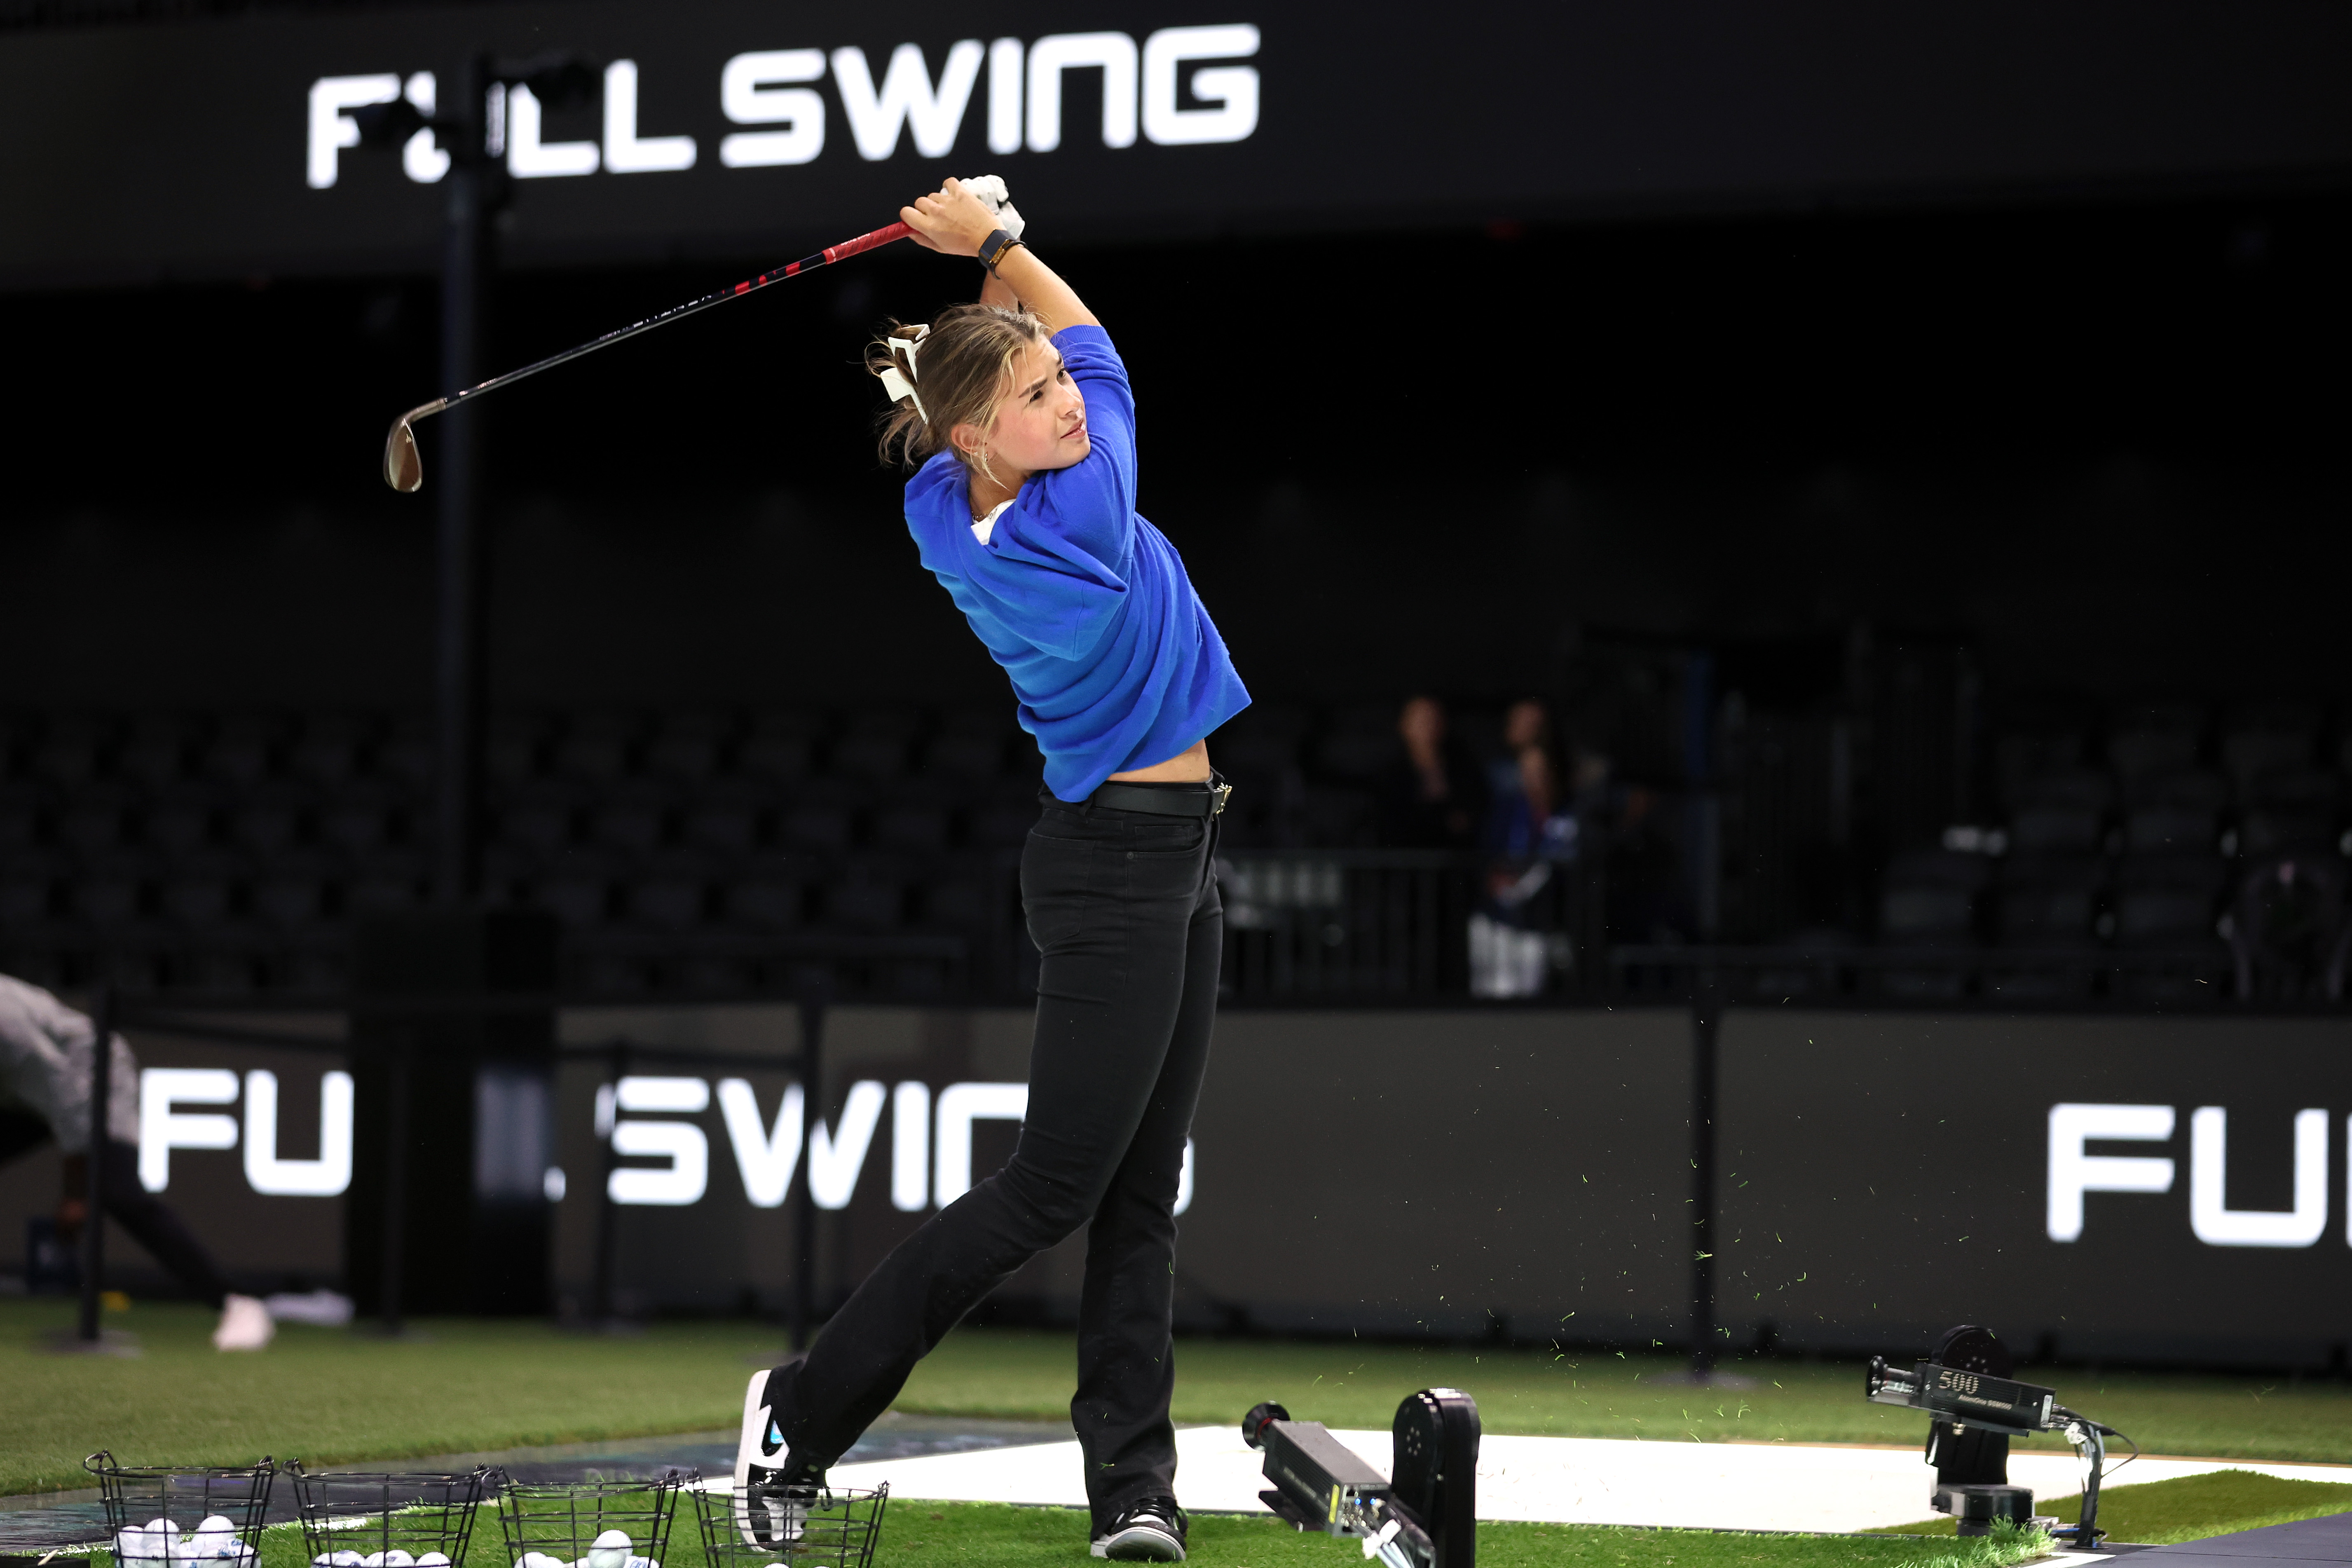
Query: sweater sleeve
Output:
[[959, 324, 1140, 661], [1011, 326, 1136, 574]]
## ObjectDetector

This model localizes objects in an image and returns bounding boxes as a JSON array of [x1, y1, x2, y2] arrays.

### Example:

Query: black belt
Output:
[[1085, 775, 1232, 820]]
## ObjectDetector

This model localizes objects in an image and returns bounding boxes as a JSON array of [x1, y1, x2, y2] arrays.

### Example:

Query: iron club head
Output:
[[383, 400, 446, 492]]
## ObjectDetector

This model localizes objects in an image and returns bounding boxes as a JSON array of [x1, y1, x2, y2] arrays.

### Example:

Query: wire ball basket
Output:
[[285, 1464, 494, 1568], [494, 1472, 694, 1568], [84, 1452, 276, 1566], [693, 1483, 889, 1568]]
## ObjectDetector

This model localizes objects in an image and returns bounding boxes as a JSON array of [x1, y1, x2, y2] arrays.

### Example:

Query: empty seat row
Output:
[[2001, 769, 2345, 859], [0, 778, 1049, 865], [0, 701, 1430, 787], [0, 708, 1043, 790], [1880, 846, 2238, 950], [2, 846, 1000, 933], [1994, 698, 2352, 804], [1874, 837, 2352, 955]]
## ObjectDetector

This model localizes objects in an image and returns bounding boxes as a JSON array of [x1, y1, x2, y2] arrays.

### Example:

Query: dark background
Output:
[[9, 194, 2349, 714], [4, 0, 2350, 722]]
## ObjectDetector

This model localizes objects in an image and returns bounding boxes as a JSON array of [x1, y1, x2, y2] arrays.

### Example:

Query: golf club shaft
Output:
[[424, 219, 912, 422]]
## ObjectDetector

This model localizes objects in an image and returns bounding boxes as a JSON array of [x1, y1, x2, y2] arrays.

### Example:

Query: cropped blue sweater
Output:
[[903, 324, 1250, 801]]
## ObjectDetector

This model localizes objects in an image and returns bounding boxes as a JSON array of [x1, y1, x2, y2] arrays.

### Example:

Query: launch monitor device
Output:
[[1866, 1358, 2058, 1435], [1242, 1389, 1479, 1568], [1865, 1324, 2135, 1549]]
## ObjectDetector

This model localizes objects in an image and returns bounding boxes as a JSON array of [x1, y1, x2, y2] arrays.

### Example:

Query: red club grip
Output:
[[823, 222, 914, 265]]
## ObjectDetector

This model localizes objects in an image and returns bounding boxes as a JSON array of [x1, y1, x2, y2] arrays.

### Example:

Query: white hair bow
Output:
[[877, 323, 931, 421]]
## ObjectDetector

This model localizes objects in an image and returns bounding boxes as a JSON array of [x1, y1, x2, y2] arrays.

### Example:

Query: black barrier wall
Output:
[[20, 1005, 2350, 1369], [542, 1004, 1695, 1342], [0, 1018, 352, 1292], [1717, 1010, 2352, 1368]]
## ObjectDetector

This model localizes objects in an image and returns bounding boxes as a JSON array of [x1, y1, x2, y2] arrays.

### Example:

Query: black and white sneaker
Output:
[[1091, 1499, 1188, 1561], [733, 1364, 822, 1548]]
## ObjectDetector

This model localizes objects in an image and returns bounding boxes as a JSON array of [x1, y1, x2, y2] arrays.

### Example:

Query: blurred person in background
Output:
[[1483, 698, 1556, 823], [1379, 695, 1485, 848], [1472, 711, 1581, 997], [0, 974, 273, 1348]]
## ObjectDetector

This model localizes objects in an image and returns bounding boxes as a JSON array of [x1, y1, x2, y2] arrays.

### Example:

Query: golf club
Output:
[[384, 217, 910, 492]]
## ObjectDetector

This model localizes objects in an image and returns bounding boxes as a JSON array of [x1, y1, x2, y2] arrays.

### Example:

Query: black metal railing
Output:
[[1606, 942, 2244, 1005], [1220, 851, 1476, 1000]]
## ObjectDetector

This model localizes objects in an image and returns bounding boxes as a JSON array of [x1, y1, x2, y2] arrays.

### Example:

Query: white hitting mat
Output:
[[798, 1426, 2352, 1533]]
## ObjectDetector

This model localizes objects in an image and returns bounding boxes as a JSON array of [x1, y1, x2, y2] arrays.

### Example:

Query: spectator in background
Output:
[[0, 975, 274, 1350], [1379, 696, 1485, 849], [1485, 742, 1580, 867], [1485, 700, 1553, 805], [1473, 717, 1583, 997]]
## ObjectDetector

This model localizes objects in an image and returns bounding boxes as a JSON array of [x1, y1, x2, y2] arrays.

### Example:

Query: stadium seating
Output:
[[6, 690, 2352, 1003]]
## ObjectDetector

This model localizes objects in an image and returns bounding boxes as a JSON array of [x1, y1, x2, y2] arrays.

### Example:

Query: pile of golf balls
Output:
[[114, 1516, 254, 1566], [308, 1552, 450, 1568], [512, 1528, 656, 1568]]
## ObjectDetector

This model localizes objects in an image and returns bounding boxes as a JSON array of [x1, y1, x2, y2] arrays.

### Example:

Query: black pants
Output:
[[774, 793, 1223, 1528], [0, 1111, 231, 1308]]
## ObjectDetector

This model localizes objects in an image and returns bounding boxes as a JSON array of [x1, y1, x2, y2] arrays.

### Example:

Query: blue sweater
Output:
[[903, 324, 1251, 801]]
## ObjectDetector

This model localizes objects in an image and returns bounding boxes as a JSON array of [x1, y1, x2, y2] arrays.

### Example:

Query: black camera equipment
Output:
[[1242, 1389, 1480, 1568], [1865, 1324, 2135, 1549]]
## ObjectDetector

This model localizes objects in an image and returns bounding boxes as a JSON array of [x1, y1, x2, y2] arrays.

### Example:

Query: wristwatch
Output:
[[977, 228, 1024, 274]]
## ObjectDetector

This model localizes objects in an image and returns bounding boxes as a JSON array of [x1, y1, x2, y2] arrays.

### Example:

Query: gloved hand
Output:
[[960, 174, 1026, 240]]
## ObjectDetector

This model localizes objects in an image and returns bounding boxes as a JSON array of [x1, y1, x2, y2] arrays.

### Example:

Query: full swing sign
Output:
[[7, 0, 2351, 284], [0, 3, 1278, 284], [305, 28, 1262, 192]]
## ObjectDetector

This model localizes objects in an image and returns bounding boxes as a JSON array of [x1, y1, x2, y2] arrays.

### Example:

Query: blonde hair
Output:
[[867, 303, 1056, 483]]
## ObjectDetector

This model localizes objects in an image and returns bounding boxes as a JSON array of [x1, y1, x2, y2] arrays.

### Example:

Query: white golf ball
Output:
[[332, 1552, 364, 1567], [382, 1551, 415, 1567], [583, 1528, 632, 1568], [115, 1528, 152, 1561], [360, 1552, 384, 1566], [415, 1556, 450, 1567]]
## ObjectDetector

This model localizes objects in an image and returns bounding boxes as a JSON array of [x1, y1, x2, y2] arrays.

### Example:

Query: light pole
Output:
[[347, 56, 589, 1322], [432, 50, 495, 908], [359, 52, 595, 901]]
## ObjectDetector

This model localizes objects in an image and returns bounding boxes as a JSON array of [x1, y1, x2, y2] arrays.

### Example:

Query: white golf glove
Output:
[[962, 174, 1025, 240]]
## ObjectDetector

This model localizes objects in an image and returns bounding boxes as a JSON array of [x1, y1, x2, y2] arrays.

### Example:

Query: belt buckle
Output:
[[1209, 781, 1232, 817]]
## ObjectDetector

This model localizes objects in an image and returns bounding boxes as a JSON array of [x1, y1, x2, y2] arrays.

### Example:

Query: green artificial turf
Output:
[[899, 1329, 2352, 1468], [1879, 1468, 2352, 1544], [808, 1505, 2048, 1568], [9, 1298, 2352, 1501], [87, 1500, 2052, 1568]]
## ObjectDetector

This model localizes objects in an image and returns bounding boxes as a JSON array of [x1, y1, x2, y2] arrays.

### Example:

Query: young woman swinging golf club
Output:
[[732, 178, 1250, 1563]]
